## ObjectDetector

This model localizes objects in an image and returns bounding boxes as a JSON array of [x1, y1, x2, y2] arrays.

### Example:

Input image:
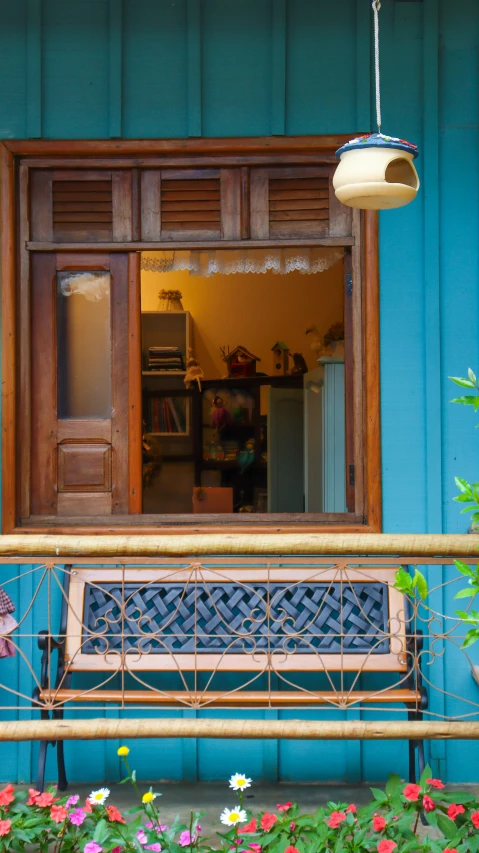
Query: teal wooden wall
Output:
[[1, 0, 479, 785]]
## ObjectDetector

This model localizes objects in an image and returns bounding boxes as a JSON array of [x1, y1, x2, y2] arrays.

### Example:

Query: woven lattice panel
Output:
[[81, 582, 390, 656]]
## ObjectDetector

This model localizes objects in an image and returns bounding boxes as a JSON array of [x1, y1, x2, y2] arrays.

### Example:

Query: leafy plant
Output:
[[450, 370, 479, 527], [3, 754, 479, 853]]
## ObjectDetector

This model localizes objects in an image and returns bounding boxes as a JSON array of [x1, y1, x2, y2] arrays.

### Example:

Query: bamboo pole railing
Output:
[[0, 533, 478, 558], [1, 720, 479, 742]]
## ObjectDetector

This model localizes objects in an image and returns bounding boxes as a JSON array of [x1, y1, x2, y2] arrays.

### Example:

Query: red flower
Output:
[[471, 812, 479, 828], [284, 847, 298, 853], [345, 804, 356, 814], [248, 845, 261, 853], [260, 813, 277, 831], [327, 811, 346, 828], [277, 803, 293, 813], [0, 820, 11, 837], [403, 784, 421, 802], [289, 822, 296, 832], [0, 785, 15, 807], [112, 848, 122, 853], [426, 778, 444, 789], [50, 805, 68, 823], [444, 849, 458, 853], [373, 815, 387, 832], [447, 804, 465, 821], [423, 796, 435, 813], [27, 788, 40, 806], [377, 841, 397, 853], [83, 798, 93, 813], [35, 792, 55, 808], [106, 805, 126, 824], [240, 818, 257, 834]]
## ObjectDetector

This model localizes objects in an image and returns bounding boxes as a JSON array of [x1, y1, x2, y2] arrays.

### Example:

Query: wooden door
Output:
[[267, 388, 304, 513], [30, 252, 132, 516]]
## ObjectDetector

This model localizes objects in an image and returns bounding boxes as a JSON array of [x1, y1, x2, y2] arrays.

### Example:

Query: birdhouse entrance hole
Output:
[[385, 157, 419, 189]]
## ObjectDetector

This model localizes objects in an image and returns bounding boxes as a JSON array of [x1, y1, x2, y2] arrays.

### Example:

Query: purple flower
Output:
[[84, 844, 102, 853], [69, 809, 86, 827], [66, 795, 80, 808]]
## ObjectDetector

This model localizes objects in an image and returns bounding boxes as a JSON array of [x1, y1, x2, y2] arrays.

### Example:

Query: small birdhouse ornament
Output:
[[333, 0, 420, 211], [271, 341, 289, 376]]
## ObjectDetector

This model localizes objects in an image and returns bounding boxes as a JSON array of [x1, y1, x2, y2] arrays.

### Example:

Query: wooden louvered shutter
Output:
[[30, 170, 133, 243], [250, 166, 351, 241]]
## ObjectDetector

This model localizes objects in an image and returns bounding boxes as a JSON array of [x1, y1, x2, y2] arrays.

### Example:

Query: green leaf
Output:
[[370, 787, 388, 803], [451, 396, 479, 405], [413, 569, 428, 600], [468, 368, 477, 384], [449, 377, 476, 388], [393, 568, 413, 595], [454, 559, 474, 576], [385, 773, 402, 796], [93, 819, 109, 845], [462, 629, 479, 649], [418, 762, 432, 788], [436, 814, 459, 839], [455, 587, 478, 599]]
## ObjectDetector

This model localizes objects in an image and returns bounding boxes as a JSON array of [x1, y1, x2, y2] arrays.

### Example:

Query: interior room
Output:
[[140, 248, 347, 515]]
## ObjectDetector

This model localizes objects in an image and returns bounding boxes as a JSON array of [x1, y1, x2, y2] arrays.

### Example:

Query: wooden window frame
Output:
[[0, 136, 381, 535]]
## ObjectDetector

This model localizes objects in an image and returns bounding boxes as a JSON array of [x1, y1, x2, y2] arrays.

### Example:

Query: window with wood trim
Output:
[[2, 137, 380, 534]]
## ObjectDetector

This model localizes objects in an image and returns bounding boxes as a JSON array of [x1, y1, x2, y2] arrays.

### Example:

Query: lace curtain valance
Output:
[[140, 248, 344, 277]]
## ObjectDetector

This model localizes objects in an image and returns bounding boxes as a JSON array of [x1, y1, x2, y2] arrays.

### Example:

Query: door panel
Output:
[[30, 252, 131, 517], [267, 388, 304, 513]]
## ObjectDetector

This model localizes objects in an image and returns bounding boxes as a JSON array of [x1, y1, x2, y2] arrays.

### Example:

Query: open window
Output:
[[4, 138, 380, 532]]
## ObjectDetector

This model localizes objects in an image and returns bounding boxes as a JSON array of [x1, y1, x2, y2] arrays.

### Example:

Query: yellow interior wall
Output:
[[141, 257, 344, 380]]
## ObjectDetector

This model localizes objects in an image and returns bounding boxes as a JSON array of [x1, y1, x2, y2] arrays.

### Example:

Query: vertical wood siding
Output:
[[0, 0, 479, 785]]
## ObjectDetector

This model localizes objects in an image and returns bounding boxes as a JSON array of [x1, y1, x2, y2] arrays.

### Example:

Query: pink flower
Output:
[[84, 844, 103, 853], [50, 805, 68, 823], [373, 815, 387, 832], [69, 809, 86, 826], [145, 845, 161, 852], [327, 811, 346, 829], [289, 822, 296, 832], [66, 795, 80, 808], [277, 803, 293, 813], [448, 804, 465, 821], [423, 796, 435, 813], [179, 830, 198, 847], [240, 819, 257, 834], [0, 785, 15, 807], [248, 845, 261, 853], [444, 849, 458, 853], [36, 792, 55, 808], [403, 784, 421, 802], [27, 788, 40, 806], [0, 820, 11, 837], [426, 779, 444, 790], [112, 848, 122, 853], [377, 841, 397, 853], [260, 814, 277, 831], [345, 804, 356, 814], [471, 812, 479, 829], [137, 832, 148, 845]]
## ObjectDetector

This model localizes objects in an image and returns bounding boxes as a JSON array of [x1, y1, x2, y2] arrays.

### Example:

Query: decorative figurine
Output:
[[322, 322, 345, 358], [305, 326, 324, 360], [271, 341, 290, 375], [210, 394, 232, 435], [290, 353, 309, 376], [238, 438, 255, 474], [184, 347, 204, 391]]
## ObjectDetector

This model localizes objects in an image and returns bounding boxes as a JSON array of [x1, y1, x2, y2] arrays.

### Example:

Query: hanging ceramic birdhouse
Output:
[[333, 0, 420, 211], [333, 133, 420, 210]]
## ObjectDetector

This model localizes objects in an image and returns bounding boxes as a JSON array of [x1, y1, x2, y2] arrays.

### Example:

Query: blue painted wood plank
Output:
[[26, 0, 42, 137], [122, 0, 188, 138], [271, 0, 286, 135], [355, 0, 371, 132], [41, 0, 110, 138], [0, 0, 27, 138], [187, 0, 202, 137], [109, 0, 122, 137]]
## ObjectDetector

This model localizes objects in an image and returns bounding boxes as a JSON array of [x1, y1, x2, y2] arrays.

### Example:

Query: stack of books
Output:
[[147, 397, 187, 433], [148, 346, 184, 372]]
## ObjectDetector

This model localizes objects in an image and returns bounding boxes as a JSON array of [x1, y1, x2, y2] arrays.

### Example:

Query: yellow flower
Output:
[[117, 746, 130, 756], [142, 792, 156, 804]]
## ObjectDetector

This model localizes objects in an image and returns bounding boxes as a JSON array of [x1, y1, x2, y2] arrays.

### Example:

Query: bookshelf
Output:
[[141, 311, 193, 437]]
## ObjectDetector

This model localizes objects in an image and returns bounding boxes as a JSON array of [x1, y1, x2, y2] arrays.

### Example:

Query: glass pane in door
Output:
[[57, 271, 111, 418]]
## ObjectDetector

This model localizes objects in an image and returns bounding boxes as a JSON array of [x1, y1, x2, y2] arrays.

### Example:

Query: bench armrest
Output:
[[37, 630, 66, 689]]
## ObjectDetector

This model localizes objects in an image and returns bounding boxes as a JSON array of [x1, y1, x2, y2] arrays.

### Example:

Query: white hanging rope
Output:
[[372, 0, 381, 133]]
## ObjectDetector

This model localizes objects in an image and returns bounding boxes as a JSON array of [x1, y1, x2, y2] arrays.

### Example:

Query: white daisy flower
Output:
[[220, 807, 247, 826], [89, 788, 110, 805], [229, 773, 252, 791]]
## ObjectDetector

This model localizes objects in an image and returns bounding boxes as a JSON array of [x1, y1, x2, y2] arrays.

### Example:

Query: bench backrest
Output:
[[64, 565, 408, 674]]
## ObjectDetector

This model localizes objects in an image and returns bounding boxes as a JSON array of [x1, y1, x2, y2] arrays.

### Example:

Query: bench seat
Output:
[[39, 687, 422, 707]]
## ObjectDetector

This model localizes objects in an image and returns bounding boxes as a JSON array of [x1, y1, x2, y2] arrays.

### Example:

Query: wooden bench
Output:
[[34, 563, 427, 790]]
